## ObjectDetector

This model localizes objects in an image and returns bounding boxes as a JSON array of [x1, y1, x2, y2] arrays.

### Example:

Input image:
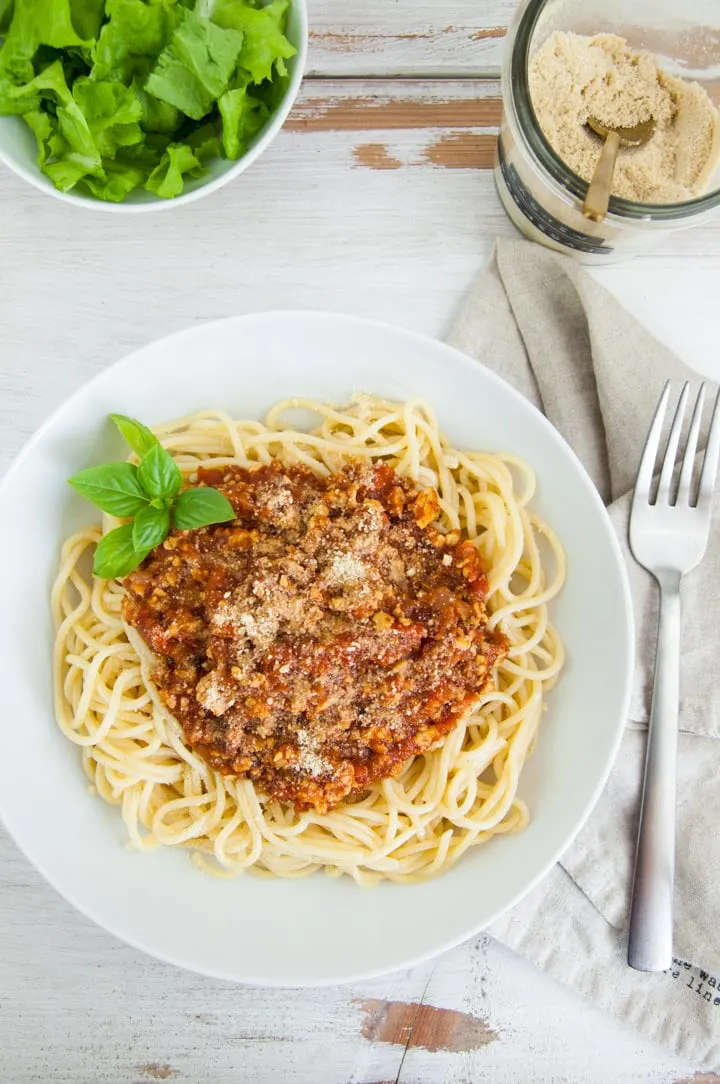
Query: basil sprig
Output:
[[68, 414, 235, 579]]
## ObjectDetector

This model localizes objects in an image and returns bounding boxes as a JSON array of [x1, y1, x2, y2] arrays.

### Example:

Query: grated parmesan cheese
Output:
[[295, 728, 332, 777], [328, 552, 367, 585]]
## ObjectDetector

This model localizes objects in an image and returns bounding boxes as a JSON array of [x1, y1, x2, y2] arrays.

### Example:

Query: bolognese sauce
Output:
[[122, 460, 507, 812]]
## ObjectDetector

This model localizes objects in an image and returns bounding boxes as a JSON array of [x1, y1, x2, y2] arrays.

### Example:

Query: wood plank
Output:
[[287, 90, 503, 133], [305, 0, 514, 77], [287, 79, 502, 171]]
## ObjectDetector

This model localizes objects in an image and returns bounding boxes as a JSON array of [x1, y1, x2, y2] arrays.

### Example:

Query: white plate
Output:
[[0, 312, 633, 985]]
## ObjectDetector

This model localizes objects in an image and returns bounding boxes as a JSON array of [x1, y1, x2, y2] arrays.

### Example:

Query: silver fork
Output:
[[627, 380, 720, 972]]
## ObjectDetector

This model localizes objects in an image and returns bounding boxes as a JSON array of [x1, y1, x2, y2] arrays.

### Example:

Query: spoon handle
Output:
[[583, 131, 621, 223]]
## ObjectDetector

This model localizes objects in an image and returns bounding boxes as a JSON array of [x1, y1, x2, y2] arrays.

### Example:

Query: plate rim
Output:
[[0, 310, 635, 985]]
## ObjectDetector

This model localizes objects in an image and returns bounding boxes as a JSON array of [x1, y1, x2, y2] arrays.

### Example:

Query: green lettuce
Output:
[[132, 78, 182, 133], [210, 0, 295, 83], [145, 140, 202, 197], [0, 0, 94, 80], [83, 158, 146, 200], [0, 0, 297, 202], [145, 8, 244, 121], [0, 1, 13, 34], [71, 0, 107, 41], [218, 83, 268, 158], [44, 153, 101, 191], [93, 0, 179, 82], [186, 120, 222, 160], [23, 109, 54, 163], [73, 77, 144, 156]]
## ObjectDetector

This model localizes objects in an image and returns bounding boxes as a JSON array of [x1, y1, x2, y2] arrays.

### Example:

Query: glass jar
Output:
[[495, 0, 720, 263]]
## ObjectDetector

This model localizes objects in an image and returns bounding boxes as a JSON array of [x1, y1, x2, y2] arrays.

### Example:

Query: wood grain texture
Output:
[[286, 79, 500, 171], [357, 998, 499, 1052], [287, 80, 502, 171], [305, 0, 513, 77], [352, 143, 403, 170], [287, 90, 503, 132], [1, 26, 720, 1080]]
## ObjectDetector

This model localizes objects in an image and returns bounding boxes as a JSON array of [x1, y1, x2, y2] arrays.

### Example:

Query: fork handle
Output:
[[627, 571, 681, 972]]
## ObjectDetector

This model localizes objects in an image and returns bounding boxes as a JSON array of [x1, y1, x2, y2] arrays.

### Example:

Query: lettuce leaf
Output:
[[0, 58, 90, 135], [119, 131, 171, 165], [145, 7, 244, 120], [71, 0, 107, 41], [132, 77, 181, 133], [0, 0, 14, 36], [186, 120, 221, 161], [21, 62, 102, 172], [218, 83, 268, 159], [93, 0, 179, 82], [0, 0, 88, 79], [145, 141, 201, 197], [83, 158, 145, 200], [44, 153, 101, 191], [0, 73, 40, 114], [210, 0, 295, 84], [72, 76, 144, 156], [23, 109, 54, 164]]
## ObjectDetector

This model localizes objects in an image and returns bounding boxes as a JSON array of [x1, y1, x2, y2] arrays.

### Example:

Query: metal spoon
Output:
[[582, 116, 656, 223]]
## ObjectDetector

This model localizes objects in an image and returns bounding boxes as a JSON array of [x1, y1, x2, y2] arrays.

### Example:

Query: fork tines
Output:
[[636, 381, 720, 509]]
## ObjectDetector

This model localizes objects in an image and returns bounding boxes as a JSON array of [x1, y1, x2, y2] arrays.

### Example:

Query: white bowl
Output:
[[0, 1, 308, 213], [0, 312, 634, 985]]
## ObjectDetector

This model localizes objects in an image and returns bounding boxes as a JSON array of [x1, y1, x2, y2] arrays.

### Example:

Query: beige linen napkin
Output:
[[447, 238, 720, 1070]]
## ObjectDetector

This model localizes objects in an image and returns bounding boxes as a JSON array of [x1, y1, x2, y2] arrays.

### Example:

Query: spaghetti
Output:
[[52, 396, 565, 885]]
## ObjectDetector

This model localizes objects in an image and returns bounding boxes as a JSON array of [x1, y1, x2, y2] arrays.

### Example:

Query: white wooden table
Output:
[[1, 4, 718, 1082]]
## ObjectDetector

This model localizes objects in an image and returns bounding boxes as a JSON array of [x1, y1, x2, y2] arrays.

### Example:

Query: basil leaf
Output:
[[172, 486, 235, 530], [68, 462, 148, 517], [93, 523, 148, 579], [110, 414, 159, 458], [137, 443, 183, 500], [132, 504, 171, 552]]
